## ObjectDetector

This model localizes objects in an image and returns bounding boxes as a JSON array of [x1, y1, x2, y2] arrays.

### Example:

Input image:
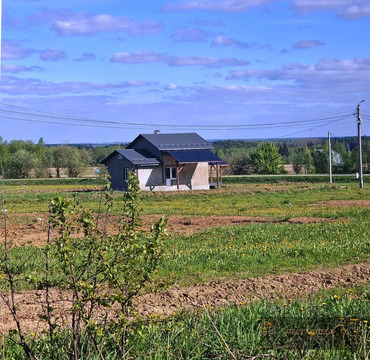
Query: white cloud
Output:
[[111, 50, 249, 67], [164, 83, 179, 90], [47, 12, 163, 36], [170, 28, 212, 42], [212, 35, 251, 49], [0, 76, 155, 96], [2, 40, 35, 60], [164, 0, 278, 12], [39, 49, 67, 62], [292, 0, 370, 19], [292, 40, 324, 49]]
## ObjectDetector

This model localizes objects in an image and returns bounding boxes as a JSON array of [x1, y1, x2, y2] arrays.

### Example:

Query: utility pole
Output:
[[328, 132, 332, 184], [357, 100, 365, 189]]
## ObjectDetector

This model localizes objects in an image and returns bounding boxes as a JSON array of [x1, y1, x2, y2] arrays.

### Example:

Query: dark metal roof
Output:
[[101, 149, 160, 166], [167, 150, 224, 164], [127, 133, 213, 151]]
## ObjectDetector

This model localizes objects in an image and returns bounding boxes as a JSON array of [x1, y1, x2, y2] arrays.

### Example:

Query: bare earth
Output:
[[0, 263, 369, 334], [0, 199, 369, 334], [1, 214, 341, 247]]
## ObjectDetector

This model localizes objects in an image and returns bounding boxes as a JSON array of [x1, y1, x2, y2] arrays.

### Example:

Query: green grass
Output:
[[1, 182, 369, 222], [223, 174, 370, 184], [3, 286, 369, 359], [157, 216, 370, 287], [0, 181, 369, 358], [1, 214, 369, 291]]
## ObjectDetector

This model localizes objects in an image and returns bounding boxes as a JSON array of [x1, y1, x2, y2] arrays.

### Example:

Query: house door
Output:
[[165, 166, 177, 186]]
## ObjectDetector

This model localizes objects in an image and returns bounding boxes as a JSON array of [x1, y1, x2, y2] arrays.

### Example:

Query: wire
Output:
[[0, 102, 354, 133], [280, 116, 350, 138]]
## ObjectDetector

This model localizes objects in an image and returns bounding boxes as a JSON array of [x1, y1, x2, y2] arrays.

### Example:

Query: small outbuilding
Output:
[[101, 132, 226, 191]]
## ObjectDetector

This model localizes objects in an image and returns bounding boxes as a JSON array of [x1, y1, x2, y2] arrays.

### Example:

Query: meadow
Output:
[[0, 179, 369, 358]]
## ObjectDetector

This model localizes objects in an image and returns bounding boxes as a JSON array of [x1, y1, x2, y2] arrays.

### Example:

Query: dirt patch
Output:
[[0, 214, 336, 246], [0, 263, 369, 334]]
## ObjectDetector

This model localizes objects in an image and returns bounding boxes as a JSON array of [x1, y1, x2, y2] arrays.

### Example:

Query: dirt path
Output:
[[0, 262, 369, 334]]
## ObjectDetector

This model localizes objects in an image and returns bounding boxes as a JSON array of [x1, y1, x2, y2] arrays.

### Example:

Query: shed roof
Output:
[[167, 150, 224, 164], [127, 133, 213, 151], [100, 149, 160, 167]]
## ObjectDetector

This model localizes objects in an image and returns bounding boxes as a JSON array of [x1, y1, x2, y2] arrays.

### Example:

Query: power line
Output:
[[280, 116, 349, 138], [0, 102, 354, 131]]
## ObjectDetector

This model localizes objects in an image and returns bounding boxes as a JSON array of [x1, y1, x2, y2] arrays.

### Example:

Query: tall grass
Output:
[[2, 287, 369, 359]]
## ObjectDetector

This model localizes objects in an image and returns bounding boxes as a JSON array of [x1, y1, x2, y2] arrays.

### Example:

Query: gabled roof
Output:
[[127, 133, 213, 151], [100, 149, 160, 167]]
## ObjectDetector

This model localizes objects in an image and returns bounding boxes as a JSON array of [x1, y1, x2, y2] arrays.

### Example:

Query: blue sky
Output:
[[1, 0, 370, 143]]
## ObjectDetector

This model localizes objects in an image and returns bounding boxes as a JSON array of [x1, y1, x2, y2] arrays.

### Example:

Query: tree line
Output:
[[214, 136, 370, 175], [0, 137, 122, 179], [0, 136, 369, 178]]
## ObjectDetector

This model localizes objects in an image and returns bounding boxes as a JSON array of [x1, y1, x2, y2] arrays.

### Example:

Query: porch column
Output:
[[177, 165, 184, 190], [216, 163, 220, 188]]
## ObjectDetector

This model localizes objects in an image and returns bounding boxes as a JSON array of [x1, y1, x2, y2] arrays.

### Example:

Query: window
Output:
[[124, 168, 130, 182], [166, 166, 177, 180]]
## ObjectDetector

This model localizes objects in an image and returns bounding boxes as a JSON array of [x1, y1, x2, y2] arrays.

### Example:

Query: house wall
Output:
[[139, 154, 210, 191], [105, 153, 133, 191]]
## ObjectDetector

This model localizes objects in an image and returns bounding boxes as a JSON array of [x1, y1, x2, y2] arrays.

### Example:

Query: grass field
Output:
[[0, 179, 369, 358]]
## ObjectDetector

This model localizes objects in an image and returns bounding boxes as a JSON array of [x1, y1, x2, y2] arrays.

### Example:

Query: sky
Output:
[[1, 0, 370, 144]]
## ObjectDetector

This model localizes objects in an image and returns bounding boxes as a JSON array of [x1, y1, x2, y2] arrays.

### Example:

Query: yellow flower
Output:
[[166, 328, 171, 332], [321, 302, 327, 306], [300, 307, 304, 311], [307, 331, 315, 336]]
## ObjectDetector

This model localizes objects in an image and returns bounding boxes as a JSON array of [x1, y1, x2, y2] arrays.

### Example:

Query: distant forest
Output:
[[0, 136, 368, 179]]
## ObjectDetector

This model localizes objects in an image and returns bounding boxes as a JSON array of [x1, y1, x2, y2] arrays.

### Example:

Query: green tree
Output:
[[312, 148, 328, 174], [250, 142, 283, 174], [53, 145, 85, 178], [7, 149, 36, 178], [278, 142, 290, 163], [292, 146, 315, 174]]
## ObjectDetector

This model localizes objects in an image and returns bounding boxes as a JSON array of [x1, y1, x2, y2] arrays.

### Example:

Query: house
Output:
[[101, 132, 226, 191]]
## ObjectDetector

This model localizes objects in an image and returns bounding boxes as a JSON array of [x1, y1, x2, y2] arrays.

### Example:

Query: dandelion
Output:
[[239, 302, 244, 306], [307, 331, 315, 336], [283, 303, 288, 307], [166, 328, 171, 332], [300, 307, 304, 311], [333, 295, 340, 299], [288, 298, 293, 302], [363, 320, 368, 324], [321, 302, 327, 306]]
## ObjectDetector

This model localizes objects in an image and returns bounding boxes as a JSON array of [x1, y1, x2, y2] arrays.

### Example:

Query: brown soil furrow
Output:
[[1, 214, 337, 247], [0, 262, 369, 334]]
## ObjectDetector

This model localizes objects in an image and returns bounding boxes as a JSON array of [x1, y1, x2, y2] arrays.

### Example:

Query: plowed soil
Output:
[[0, 263, 369, 334], [1, 213, 337, 247]]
